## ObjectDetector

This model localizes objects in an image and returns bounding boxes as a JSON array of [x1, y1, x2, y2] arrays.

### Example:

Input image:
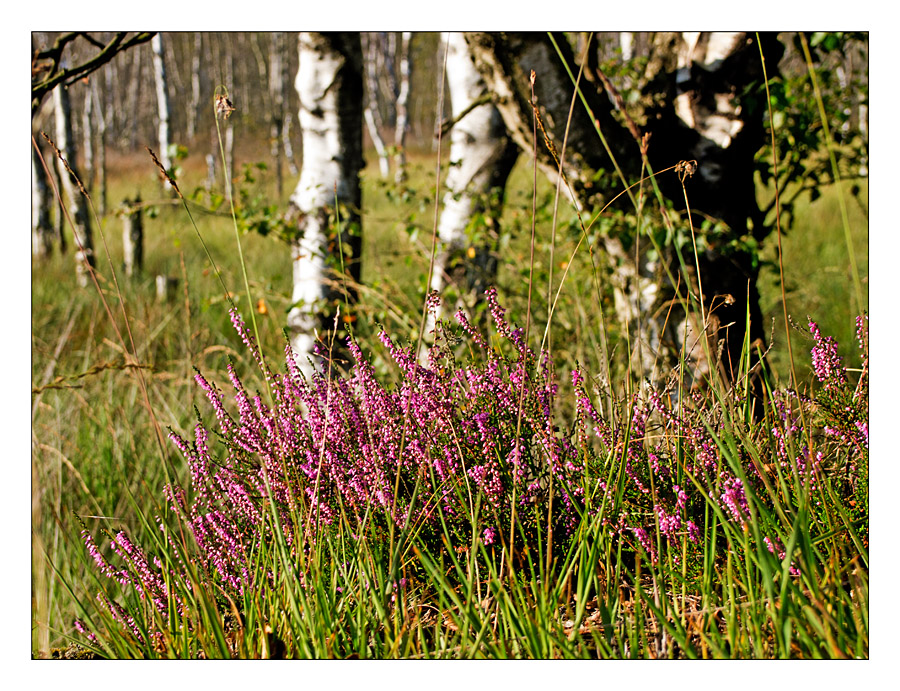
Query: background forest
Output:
[[29, 30, 869, 661]]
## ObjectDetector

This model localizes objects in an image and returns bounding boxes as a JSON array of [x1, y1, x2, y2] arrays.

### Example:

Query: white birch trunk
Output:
[[288, 33, 363, 370], [122, 196, 143, 278], [223, 35, 236, 179], [91, 80, 108, 216], [269, 32, 286, 197], [151, 33, 173, 182], [32, 140, 53, 258], [283, 111, 299, 176], [51, 162, 66, 253], [281, 34, 299, 177], [427, 33, 517, 331], [53, 84, 94, 285], [126, 45, 142, 150], [620, 32, 635, 61], [81, 87, 93, 193], [362, 32, 390, 178], [187, 32, 202, 141], [393, 32, 412, 183]]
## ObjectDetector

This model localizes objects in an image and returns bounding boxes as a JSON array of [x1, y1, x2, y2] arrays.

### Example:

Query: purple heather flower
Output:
[[686, 521, 701, 544], [809, 319, 847, 390], [74, 619, 98, 643]]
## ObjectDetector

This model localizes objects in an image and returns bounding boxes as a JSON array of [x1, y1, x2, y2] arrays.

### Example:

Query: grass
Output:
[[31, 109, 867, 659]]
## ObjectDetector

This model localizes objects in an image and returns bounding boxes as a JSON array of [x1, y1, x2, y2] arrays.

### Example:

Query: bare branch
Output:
[[32, 32, 156, 116]]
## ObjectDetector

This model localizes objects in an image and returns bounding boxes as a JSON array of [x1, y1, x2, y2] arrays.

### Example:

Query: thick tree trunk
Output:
[[288, 32, 363, 371], [393, 32, 412, 183], [636, 32, 783, 386], [151, 33, 173, 185], [464, 32, 634, 211], [32, 140, 53, 258], [53, 84, 94, 285], [464, 31, 781, 392], [430, 32, 518, 317]]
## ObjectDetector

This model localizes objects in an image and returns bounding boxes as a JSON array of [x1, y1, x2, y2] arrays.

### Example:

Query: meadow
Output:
[[31, 122, 868, 659]]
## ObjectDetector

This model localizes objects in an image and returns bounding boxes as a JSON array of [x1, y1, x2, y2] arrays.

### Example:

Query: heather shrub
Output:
[[73, 285, 868, 656]]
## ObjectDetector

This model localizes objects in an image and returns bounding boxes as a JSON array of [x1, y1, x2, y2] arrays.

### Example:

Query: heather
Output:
[[64, 293, 868, 658]]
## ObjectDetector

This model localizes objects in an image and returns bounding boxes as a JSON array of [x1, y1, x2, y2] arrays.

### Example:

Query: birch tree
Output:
[[269, 32, 289, 197], [429, 32, 518, 324], [393, 32, 413, 183], [463, 31, 783, 390], [222, 35, 236, 179], [151, 33, 173, 184], [362, 32, 391, 179], [287, 32, 363, 370], [80, 84, 94, 193], [122, 196, 143, 278], [90, 79, 108, 215], [187, 32, 203, 141], [52, 83, 94, 286], [32, 140, 53, 258]]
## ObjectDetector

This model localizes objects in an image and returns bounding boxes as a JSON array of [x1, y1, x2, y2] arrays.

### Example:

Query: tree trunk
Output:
[[187, 32, 202, 142], [637, 32, 783, 387], [151, 33, 173, 186], [126, 45, 142, 150], [122, 196, 143, 278], [361, 32, 391, 179], [620, 32, 635, 61], [223, 35, 236, 179], [283, 111, 299, 176], [464, 31, 782, 392], [91, 79, 108, 216], [80, 85, 93, 194], [393, 31, 413, 183], [430, 32, 518, 318], [51, 161, 67, 253], [269, 32, 286, 197], [464, 32, 634, 210], [53, 84, 94, 285], [288, 32, 364, 371], [32, 139, 53, 258]]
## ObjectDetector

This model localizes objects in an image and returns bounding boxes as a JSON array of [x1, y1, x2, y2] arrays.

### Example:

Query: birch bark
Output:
[[151, 33, 172, 182], [393, 32, 412, 183], [32, 140, 53, 258], [91, 79, 108, 215], [80, 85, 93, 193], [269, 32, 287, 196], [430, 32, 517, 317], [288, 32, 363, 370], [464, 31, 781, 392], [122, 196, 143, 278], [187, 32, 202, 142], [362, 32, 390, 179], [53, 84, 94, 286]]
